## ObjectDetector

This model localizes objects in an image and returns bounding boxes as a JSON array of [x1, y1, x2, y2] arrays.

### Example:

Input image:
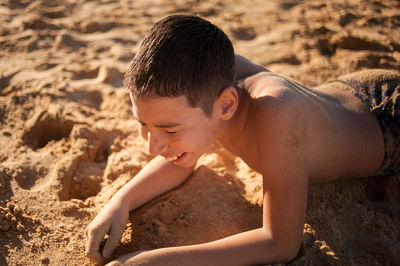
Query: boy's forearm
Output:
[[114, 156, 194, 211], [113, 228, 299, 266]]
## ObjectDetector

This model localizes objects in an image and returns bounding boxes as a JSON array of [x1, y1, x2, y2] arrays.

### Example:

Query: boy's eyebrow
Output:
[[154, 122, 182, 128], [133, 116, 182, 128]]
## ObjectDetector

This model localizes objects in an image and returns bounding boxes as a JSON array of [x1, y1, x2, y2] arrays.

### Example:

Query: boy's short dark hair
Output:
[[124, 15, 235, 115]]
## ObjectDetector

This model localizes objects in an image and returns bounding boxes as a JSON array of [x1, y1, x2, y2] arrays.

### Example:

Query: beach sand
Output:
[[1, 0, 399, 264]]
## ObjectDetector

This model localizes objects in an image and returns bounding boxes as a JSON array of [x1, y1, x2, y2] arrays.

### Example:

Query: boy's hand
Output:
[[85, 198, 130, 264], [84, 156, 194, 264]]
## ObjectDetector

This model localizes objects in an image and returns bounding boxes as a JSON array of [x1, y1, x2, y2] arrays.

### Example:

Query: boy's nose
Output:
[[147, 131, 167, 156]]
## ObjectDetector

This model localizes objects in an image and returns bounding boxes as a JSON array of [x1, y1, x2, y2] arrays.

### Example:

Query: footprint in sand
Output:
[[20, 14, 61, 31], [230, 24, 257, 41], [79, 20, 120, 33], [40, 6, 67, 19], [9, 110, 74, 191], [0, 72, 18, 94], [65, 88, 103, 110], [68, 64, 124, 88], [69, 66, 100, 80], [331, 32, 393, 52], [55, 125, 124, 201], [54, 30, 87, 51], [22, 110, 74, 150], [11, 165, 48, 191]]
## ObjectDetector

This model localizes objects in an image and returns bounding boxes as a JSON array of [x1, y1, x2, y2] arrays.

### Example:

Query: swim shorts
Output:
[[326, 69, 400, 176]]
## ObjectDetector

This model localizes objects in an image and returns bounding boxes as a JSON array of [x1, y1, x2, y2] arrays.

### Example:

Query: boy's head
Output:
[[124, 14, 235, 116]]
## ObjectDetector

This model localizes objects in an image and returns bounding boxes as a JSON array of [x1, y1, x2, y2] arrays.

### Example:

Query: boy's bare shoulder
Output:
[[243, 72, 306, 121], [242, 71, 291, 96]]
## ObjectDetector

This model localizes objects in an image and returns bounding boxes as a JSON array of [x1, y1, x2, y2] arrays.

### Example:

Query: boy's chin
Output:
[[174, 161, 196, 168]]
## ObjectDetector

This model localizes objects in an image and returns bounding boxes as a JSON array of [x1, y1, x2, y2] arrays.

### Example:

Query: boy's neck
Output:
[[216, 83, 251, 148]]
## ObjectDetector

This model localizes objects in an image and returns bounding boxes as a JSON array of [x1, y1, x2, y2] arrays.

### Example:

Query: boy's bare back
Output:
[[233, 71, 385, 183]]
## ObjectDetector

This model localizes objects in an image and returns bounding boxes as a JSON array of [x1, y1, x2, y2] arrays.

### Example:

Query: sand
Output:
[[1, 0, 400, 265]]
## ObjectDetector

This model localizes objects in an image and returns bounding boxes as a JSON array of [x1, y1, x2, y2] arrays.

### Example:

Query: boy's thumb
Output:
[[102, 225, 124, 259]]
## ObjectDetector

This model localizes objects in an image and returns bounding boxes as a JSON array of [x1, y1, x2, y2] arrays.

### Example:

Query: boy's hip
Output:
[[329, 69, 400, 176]]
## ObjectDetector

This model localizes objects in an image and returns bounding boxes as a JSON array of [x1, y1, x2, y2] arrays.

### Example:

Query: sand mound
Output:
[[1, 0, 399, 265]]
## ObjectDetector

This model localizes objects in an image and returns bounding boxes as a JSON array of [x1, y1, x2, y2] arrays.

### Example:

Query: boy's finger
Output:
[[86, 228, 108, 264], [102, 224, 125, 259], [86, 243, 105, 265], [87, 252, 104, 265]]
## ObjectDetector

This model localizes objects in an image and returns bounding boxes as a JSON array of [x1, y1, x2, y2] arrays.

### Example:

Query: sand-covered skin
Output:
[[1, 0, 399, 265]]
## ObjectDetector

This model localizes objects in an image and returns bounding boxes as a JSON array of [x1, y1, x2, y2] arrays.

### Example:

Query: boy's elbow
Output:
[[272, 237, 302, 263], [278, 244, 300, 263], [258, 229, 301, 264]]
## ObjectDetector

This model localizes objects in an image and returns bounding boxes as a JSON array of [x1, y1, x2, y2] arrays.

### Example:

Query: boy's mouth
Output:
[[165, 152, 186, 162]]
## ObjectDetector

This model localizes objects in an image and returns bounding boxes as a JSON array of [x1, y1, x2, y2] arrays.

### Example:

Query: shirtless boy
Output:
[[85, 15, 400, 265]]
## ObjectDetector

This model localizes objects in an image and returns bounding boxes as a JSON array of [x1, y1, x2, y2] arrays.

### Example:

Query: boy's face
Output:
[[130, 93, 221, 168]]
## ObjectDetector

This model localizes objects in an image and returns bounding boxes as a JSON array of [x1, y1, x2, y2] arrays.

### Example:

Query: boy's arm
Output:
[[235, 54, 270, 80], [107, 104, 309, 266], [85, 156, 194, 264]]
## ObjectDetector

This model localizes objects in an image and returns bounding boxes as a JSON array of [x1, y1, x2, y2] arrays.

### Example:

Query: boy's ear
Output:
[[216, 86, 238, 120]]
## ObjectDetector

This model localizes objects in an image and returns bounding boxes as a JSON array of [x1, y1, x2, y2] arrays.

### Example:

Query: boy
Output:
[[85, 15, 399, 265]]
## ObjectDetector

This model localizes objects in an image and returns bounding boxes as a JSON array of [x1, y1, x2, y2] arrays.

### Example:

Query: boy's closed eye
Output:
[[165, 129, 183, 135], [166, 130, 177, 134]]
